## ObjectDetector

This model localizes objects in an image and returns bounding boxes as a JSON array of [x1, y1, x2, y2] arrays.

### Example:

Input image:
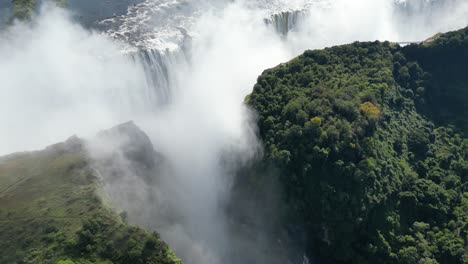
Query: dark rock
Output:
[[95, 121, 157, 170]]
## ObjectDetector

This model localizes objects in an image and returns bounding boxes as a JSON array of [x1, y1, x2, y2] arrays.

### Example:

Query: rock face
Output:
[[94, 120, 158, 170], [0, 121, 180, 264]]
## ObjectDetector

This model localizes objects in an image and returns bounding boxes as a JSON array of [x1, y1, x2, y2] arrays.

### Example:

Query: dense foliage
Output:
[[404, 28, 468, 134], [0, 138, 180, 264], [246, 27, 468, 263], [11, 0, 36, 20], [10, 0, 66, 21]]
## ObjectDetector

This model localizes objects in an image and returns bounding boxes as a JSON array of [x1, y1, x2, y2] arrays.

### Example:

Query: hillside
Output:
[[0, 122, 180, 264], [245, 27, 468, 263]]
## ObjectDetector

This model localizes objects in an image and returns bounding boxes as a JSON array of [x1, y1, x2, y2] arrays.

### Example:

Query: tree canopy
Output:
[[246, 27, 468, 263]]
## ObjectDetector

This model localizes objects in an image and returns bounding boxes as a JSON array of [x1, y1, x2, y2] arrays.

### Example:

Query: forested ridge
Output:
[[0, 127, 181, 264], [246, 26, 468, 263]]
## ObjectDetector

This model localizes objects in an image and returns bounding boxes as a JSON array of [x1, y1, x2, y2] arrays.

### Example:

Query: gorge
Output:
[[0, 0, 467, 263]]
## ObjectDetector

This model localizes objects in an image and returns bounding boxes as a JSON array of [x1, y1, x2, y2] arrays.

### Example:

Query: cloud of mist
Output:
[[392, 0, 468, 40], [0, 1, 467, 264], [287, 0, 468, 54], [142, 1, 468, 263], [138, 3, 290, 263], [0, 5, 151, 155]]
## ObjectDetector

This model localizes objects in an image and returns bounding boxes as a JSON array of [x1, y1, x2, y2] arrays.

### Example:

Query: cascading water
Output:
[[392, 0, 468, 40], [98, 0, 468, 113], [0, 0, 467, 263], [133, 47, 189, 106], [264, 10, 306, 36]]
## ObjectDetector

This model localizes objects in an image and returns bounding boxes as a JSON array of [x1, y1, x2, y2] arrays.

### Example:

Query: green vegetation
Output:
[[0, 137, 181, 264], [11, 0, 36, 20], [404, 28, 468, 133], [246, 27, 468, 263], [10, 0, 67, 21]]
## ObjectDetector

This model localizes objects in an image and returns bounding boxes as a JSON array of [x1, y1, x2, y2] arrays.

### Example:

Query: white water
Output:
[[0, 0, 467, 263]]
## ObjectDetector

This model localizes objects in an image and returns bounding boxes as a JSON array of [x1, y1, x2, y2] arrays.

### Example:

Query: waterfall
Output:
[[133, 47, 189, 106], [264, 10, 306, 36], [392, 0, 468, 40], [394, 0, 451, 18]]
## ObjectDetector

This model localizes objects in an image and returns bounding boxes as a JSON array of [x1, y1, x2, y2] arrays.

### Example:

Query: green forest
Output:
[[246, 27, 468, 263]]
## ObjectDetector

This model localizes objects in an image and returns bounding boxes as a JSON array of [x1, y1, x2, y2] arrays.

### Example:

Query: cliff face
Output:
[[0, 122, 180, 264], [403, 28, 468, 134], [245, 27, 468, 263]]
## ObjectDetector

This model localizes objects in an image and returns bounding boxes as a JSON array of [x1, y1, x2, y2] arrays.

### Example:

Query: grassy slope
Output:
[[246, 27, 468, 264], [0, 137, 180, 264]]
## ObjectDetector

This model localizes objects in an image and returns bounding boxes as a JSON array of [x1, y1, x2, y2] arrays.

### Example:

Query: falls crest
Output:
[[134, 48, 189, 106], [264, 10, 306, 36]]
